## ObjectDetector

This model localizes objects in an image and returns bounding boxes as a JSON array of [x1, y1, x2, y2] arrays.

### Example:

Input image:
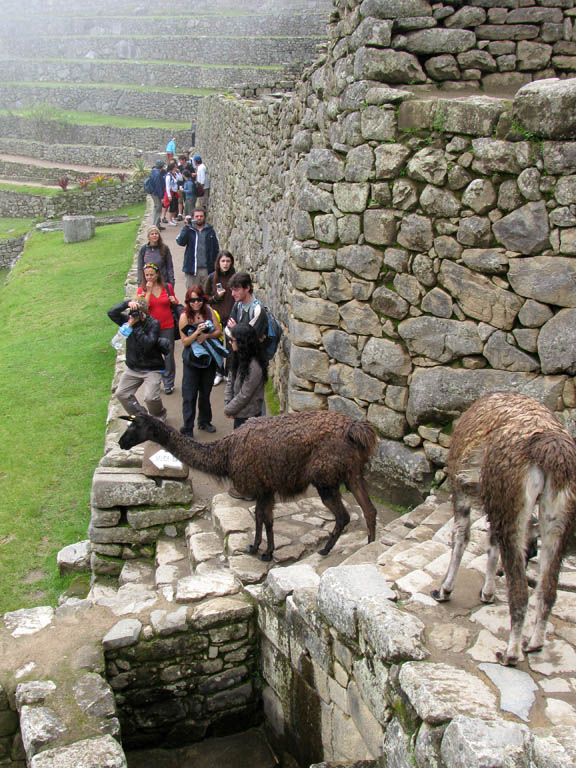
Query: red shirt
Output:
[[137, 285, 176, 330]]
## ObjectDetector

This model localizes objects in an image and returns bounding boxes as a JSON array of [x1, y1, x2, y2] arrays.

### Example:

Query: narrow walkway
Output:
[[0, 153, 130, 174]]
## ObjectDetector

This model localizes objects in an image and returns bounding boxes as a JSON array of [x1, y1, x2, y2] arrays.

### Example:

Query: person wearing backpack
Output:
[[225, 272, 282, 361], [145, 160, 166, 230]]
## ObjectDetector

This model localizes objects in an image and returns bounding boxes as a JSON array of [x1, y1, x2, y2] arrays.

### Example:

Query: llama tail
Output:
[[347, 421, 378, 458], [523, 430, 576, 494]]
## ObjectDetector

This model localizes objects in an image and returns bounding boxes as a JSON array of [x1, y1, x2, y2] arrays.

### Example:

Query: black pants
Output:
[[182, 361, 215, 432]]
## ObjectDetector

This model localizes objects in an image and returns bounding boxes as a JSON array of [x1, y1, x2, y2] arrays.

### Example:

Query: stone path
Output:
[[0, 153, 130, 174]]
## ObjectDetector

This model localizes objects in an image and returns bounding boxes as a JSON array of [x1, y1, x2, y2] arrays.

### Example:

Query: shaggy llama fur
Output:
[[431, 391, 576, 666], [119, 410, 378, 561]]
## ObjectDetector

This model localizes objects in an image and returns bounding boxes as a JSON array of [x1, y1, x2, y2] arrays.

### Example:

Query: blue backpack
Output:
[[263, 306, 282, 360], [144, 175, 154, 195]]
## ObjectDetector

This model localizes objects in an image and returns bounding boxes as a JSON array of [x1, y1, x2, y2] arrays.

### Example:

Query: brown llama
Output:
[[119, 410, 379, 561], [431, 391, 576, 666]]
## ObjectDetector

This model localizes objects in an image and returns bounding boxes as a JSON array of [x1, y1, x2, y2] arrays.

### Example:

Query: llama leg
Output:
[[496, 538, 529, 666], [260, 496, 276, 562], [525, 489, 574, 654], [248, 494, 274, 560], [481, 532, 499, 603], [346, 474, 377, 542], [431, 490, 472, 602], [315, 486, 350, 556]]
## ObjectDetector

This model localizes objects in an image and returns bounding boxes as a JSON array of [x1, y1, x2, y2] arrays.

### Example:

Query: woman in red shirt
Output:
[[129, 263, 179, 395]]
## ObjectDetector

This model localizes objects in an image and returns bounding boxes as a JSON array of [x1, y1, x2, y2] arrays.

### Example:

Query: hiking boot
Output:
[[198, 423, 216, 433]]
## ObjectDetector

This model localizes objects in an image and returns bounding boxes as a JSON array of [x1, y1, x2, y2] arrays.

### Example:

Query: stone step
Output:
[[0, 59, 287, 90]]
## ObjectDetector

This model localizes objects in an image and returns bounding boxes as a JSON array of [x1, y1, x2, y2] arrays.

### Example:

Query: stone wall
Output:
[[0, 181, 145, 220], [0, 59, 287, 91], [106, 598, 259, 750], [0, 116, 189, 153], [0, 236, 25, 269], [197, 0, 576, 503], [0, 138, 161, 169], [4, 11, 330, 38], [0, 84, 201, 122], [2, 35, 323, 68]]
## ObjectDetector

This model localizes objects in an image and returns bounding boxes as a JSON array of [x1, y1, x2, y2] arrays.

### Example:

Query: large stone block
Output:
[[375, 143, 411, 178], [360, 0, 433, 19], [339, 300, 382, 337], [354, 47, 426, 84], [399, 663, 498, 725], [306, 149, 344, 182], [514, 78, 576, 139], [361, 337, 412, 384], [62, 215, 95, 243], [439, 261, 523, 330], [398, 318, 483, 363], [334, 182, 370, 213], [90, 470, 193, 509], [402, 29, 476, 55], [507, 256, 576, 307], [292, 243, 336, 271], [336, 244, 383, 280], [358, 595, 428, 662], [538, 309, 576, 375], [30, 735, 127, 768], [292, 294, 340, 326], [492, 201, 550, 255], [291, 346, 330, 384], [367, 440, 433, 506], [441, 715, 532, 768], [406, 366, 565, 426]]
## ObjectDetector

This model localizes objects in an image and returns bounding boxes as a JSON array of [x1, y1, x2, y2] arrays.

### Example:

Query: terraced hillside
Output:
[[0, 0, 331, 193]]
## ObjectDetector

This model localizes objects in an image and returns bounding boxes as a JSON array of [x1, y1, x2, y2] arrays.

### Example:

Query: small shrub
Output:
[[78, 178, 91, 189], [57, 176, 69, 191], [117, 173, 127, 182]]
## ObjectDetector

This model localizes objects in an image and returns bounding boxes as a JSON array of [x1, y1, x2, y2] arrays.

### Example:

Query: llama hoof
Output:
[[247, 545, 259, 556], [430, 588, 451, 603], [522, 639, 543, 654], [496, 650, 518, 667], [480, 590, 495, 604], [260, 553, 273, 562]]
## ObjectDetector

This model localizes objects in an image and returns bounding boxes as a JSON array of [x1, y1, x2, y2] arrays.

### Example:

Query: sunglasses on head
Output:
[[144, 263, 159, 271]]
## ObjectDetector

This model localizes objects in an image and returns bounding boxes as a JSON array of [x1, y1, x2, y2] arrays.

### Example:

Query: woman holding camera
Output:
[[179, 285, 222, 437], [205, 250, 236, 386]]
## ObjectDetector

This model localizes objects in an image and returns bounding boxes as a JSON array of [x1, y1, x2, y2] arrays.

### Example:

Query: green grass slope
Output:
[[0, 211, 143, 613]]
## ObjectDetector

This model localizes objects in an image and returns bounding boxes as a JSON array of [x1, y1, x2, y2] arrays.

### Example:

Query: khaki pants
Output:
[[115, 368, 166, 418], [185, 268, 209, 290]]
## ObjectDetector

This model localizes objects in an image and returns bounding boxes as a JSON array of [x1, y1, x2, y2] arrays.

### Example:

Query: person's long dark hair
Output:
[[184, 285, 211, 322], [230, 324, 268, 385], [146, 227, 167, 261], [213, 250, 235, 285]]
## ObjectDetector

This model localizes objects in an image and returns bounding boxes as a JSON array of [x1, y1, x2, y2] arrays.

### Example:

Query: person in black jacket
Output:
[[148, 160, 166, 230], [176, 208, 219, 289], [108, 297, 167, 418]]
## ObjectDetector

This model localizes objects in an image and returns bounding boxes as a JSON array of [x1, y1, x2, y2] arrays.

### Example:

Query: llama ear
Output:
[[119, 415, 134, 421]]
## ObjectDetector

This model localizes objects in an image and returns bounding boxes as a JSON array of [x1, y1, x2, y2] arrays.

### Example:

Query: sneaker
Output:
[[213, 374, 223, 386], [198, 423, 216, 433], [177, 214, 183, 221], [168, 220, 178, 226], [179, 427, 194, 438], [164, 386, 174, 395], [161, 217, 168, 223], [228, 487, 256, 501], [158, 225, 166, 231]]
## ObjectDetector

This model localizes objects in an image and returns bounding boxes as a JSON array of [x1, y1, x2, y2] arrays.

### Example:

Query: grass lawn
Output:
[[1, 109, 190, 132], [0, 181, 60, 196], [0, 218, 36, 239], [0, 216, 140, 614]]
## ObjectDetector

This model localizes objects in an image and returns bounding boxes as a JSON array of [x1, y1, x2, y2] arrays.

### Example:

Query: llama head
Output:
[[119, 413, 153, 450]]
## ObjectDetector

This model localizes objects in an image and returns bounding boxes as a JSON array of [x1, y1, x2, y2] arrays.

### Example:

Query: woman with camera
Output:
[[205, 250, 236, 386], [179, 285, 222, 437], [129, 263, 179, 396]]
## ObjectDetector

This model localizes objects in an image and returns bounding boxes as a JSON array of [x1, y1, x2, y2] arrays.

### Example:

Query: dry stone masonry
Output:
[[198, 0, 576, 503]]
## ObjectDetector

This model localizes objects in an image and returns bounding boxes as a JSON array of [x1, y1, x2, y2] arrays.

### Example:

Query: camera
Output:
[[129, 309, 141, 318]]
